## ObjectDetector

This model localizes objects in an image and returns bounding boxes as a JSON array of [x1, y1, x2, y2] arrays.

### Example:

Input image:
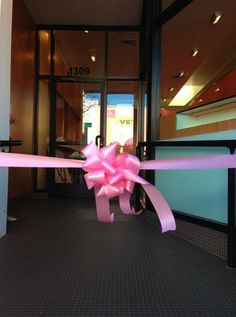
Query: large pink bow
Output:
[[81, 142, 176, 232]]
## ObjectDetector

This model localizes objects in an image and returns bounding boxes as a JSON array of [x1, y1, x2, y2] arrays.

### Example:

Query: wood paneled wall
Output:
[[9, 0, 36, 199], [160, 112, 236, 140]]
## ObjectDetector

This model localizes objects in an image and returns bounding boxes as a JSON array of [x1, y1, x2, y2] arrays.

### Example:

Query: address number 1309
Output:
[[67, 67, 90, 76]]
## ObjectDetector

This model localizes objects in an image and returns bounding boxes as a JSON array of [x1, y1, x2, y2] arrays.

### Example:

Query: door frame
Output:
[[0, 0, 13, 237]]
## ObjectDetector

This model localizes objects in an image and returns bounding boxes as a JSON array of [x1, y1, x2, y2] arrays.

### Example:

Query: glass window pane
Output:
[[55, 82, 101, 144], [108, 32, 139, 78], [39, 30, 51, 75], [106, 81, 139, 154], [54, 31, 105, 78], [55, 82, 102, 184]]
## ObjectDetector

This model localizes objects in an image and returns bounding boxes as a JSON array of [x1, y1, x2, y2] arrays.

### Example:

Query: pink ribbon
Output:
[[0, 142, 236, 233]]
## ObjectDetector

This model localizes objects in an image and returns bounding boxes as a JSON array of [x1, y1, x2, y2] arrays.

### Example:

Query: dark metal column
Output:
[[145, 1, 162, 211], [147, 0, 162, 143], [228, 147, 236, 267], [100, 30, 108, 147]]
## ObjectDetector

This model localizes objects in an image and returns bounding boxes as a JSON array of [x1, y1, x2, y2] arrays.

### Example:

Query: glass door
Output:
[[49, 80, 104, 197], [106, 81, 139, 154]]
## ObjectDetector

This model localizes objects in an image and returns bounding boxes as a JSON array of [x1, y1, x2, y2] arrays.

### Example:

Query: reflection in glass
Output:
[[108, 32, 139, 78], [161, 0, 236, 111], [106, 81, 138, 154], [55, 82, 101, 144], [55, 82, 101, 184], [39, 30, 51, 75], [189, 68, 236, 108], [138, 81, 148, 142], [54, 31, 105, 77], [37, 80, 50, 189]]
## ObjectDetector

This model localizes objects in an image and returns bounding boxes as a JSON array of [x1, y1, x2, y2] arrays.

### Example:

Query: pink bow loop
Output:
[[82, 142, 141, 196]]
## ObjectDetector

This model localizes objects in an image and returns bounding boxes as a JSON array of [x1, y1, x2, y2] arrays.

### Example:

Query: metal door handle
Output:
[[95, 135, 103, 148]]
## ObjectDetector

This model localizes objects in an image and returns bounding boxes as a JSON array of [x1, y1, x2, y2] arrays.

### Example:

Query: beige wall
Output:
[[9, 0, 36, 199]]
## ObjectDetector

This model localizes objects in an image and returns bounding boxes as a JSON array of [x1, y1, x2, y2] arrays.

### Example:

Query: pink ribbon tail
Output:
[[94, 186, 114, 223], [142, 183, 176, 233], [119, 190, 143, 215]]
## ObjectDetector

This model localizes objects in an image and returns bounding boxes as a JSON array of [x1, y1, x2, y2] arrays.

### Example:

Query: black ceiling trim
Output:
[[156, 0, 194, 26], [140, 0, 148, 28], [36, 24, 141, 31]]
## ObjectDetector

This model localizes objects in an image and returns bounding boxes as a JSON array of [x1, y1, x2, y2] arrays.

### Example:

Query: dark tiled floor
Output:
[[0, 196, 236, 316]]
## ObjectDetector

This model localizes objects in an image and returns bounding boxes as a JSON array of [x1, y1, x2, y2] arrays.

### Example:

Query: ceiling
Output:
[[23, 0, 236, 110], [161, 0, 236, 109], [23, 0, 143, 25]]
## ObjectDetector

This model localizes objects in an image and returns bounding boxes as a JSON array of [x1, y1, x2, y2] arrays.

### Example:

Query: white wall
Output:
[[0, 0, 13, 238]]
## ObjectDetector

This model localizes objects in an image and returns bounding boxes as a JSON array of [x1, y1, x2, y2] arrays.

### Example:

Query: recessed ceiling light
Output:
[[91, 55, 96, 62], [191, 48, 199, 57], [199, 99, 203, 102], [169, 87, 174, 92], [178, 71, 184, 77], [212, 12, 222, 24], [214, 88, 220, 92], [162, 98, 167, 102], [84, 30, 89, 33]]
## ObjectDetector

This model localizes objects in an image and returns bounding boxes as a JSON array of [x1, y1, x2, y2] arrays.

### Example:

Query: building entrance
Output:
[[36, 29, 140, 196]]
